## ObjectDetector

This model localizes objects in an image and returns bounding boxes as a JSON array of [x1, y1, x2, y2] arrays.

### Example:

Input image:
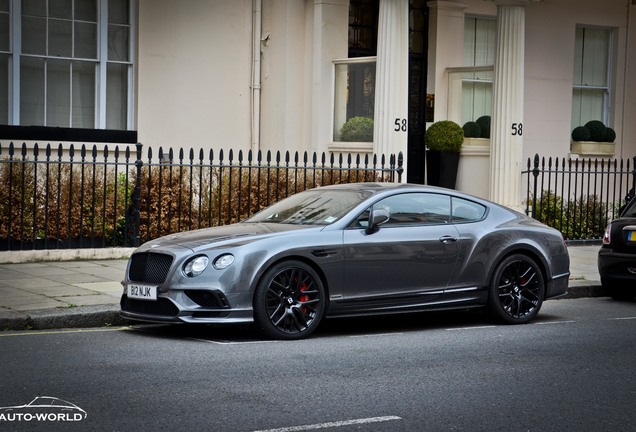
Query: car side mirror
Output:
[[365, 208, 390, 234]]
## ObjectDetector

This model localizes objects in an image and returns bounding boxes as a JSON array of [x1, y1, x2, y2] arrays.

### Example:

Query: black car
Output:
[[598, 193, 636, 300]]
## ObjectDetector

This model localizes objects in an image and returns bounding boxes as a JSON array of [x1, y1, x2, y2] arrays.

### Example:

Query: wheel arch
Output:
[[486, 245, 550, 291]]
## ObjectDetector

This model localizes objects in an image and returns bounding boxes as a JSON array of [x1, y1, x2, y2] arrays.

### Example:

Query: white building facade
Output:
[[1, 0, 635, 208]]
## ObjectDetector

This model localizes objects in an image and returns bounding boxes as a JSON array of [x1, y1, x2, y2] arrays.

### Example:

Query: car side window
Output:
[[368, 193, 451, 226], [451, 197, 486, 223], [349, 208, 371, 228]]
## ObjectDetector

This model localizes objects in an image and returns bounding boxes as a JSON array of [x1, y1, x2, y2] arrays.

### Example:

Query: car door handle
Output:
[[439, 235, 458, 244]]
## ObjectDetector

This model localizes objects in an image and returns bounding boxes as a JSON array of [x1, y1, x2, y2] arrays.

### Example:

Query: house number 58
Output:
[[394, 118, 408, 132], [511, 123, 523, 136]]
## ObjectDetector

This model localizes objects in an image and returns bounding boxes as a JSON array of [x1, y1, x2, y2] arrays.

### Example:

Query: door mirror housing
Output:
[[366, 208, 390, 234]]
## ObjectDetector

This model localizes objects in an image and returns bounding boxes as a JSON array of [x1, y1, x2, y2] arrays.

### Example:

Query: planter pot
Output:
[[570, 141, 615, 157], [426, 150, 460, 189]]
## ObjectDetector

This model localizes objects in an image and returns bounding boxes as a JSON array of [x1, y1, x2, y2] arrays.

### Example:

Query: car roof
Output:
[[311, 182, 488, 202], [312, 182, 446, 194]]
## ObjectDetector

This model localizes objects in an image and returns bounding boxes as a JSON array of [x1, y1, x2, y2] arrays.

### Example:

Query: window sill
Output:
[[0, 125, 137, 144], [328, 141, 374, 154]]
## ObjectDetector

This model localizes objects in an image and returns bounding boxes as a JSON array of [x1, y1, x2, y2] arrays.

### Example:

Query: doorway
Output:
[[347, 0, 429, 183]]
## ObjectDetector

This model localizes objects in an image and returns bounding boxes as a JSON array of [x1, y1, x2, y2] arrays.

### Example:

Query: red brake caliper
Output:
[[299, 283, 310, 314]]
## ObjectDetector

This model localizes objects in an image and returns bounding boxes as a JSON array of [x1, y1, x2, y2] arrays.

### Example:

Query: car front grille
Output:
[[128, 252, 174, 284], [120, 295, 179, 317], [184, 290, 230, 308]]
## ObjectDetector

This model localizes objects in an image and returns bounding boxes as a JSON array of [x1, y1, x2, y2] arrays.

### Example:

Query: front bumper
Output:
[[120, 292, 254, 324]]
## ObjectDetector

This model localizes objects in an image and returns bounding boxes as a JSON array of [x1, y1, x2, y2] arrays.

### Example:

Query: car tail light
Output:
[[602, 223, 611, 245]]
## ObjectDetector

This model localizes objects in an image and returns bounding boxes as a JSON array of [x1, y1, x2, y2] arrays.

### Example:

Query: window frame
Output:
[[459, 15, 495, 126], [571, 25, 614, 130], [2, 0, 135, 132], [332, 56, 377, 147]]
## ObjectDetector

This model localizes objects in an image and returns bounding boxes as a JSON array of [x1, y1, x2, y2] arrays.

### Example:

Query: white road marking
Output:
[[534, 320, 576, 325], [609, 316, 636, 321], [252, 416, 402, 432], [348, 333, 403, 338], [446, 325, 496, 331], [188, 338, 280, 345], [0, 327, 127, 337]]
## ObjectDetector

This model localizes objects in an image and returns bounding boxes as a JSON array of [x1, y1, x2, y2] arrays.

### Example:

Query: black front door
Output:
[[407, 1, 430, 184]]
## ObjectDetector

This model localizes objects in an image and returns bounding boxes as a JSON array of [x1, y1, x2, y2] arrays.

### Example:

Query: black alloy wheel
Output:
[[253, 260, 325, 340], [488, 254, 545, 324]]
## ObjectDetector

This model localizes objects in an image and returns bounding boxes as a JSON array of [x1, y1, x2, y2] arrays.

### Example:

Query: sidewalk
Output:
[[0, 245, 605, 331]]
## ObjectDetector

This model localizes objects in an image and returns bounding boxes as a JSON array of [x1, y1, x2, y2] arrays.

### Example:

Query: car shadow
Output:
[[317, 308, 492, 337], [124, 322, 259, 342], [122, 308, 538, 342]]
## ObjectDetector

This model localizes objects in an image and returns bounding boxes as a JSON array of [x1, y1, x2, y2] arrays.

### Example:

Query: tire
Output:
[[487, 254, 545, 324], [604, 281, 636, 301], [253, 260, 326, 340]]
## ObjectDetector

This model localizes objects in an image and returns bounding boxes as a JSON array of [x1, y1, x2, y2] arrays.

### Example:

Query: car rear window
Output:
[[621, 195, 636, 217], [451, 197, 486, 222]]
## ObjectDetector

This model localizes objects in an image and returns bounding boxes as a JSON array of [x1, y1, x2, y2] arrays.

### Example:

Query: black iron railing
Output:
[[1, 142, 403, 251], [523, 154, 636, 242]]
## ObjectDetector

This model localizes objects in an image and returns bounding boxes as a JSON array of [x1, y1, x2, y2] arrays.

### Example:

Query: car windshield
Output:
[[246, 189, 371, 225]]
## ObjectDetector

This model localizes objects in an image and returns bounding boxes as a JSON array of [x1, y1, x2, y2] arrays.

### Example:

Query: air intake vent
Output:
[[185, 290, 230, 308], [121, 296, 179, 317]]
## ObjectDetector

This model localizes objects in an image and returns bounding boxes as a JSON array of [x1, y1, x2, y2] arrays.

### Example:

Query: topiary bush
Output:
[[462, 121, 482, 138], [339, 116, 374, 142], [571, 120, 616, 142], [584, 120, 608, 142], [571, 126, 591, 141], [476, 115, 491, 138], [426, 120, 464, 152]]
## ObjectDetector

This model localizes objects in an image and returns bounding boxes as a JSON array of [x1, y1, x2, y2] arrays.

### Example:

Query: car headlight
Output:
[[213, 254, 234, 270], [183, 255, 209, 277]]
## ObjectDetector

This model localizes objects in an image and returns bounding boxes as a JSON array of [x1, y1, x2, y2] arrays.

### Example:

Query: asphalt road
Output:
[[1, 297, 635, 432]]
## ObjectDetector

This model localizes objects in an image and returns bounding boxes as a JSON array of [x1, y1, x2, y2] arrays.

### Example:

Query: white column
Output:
[[310, 0, 349, 153], [373, 0, 409, 174], [489, 1, 526, 208]]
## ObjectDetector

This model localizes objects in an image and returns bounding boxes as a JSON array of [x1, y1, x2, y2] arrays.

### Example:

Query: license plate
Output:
[[628, 231, 636, 242], [127, 284, 158, 301]]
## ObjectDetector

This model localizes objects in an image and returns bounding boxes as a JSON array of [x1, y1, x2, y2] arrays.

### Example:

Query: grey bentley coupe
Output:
[[121, 183, 570, 339]]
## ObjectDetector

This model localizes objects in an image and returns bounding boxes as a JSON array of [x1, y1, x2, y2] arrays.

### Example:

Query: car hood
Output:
[[137, 222, 318, 252]]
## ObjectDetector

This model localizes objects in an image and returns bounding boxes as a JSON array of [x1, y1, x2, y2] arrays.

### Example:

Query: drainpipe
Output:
[[251, 0, 262, 154], [621, 0, 634, 159]]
